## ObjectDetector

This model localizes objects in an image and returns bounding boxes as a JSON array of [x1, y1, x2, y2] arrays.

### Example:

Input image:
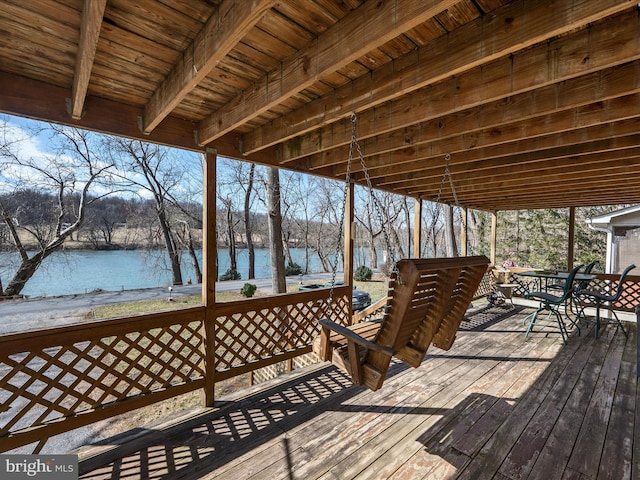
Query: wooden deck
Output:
[[77, 303, 638, 479]]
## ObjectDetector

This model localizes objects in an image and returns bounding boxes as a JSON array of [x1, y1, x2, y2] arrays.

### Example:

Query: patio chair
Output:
[[524, 263, 583, 344], [313, 256, 490, 391], [575, 263, 635, 338]]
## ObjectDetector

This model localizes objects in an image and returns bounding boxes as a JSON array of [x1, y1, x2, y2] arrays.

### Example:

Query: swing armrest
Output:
[[319, 319, 394, 355]]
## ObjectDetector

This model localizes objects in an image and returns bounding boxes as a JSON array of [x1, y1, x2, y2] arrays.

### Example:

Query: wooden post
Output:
[[460, 207, 468, 256], [491, 211, 498, 266], [414, 199, 422, 258], [344, 181, 355, 322], [202, 149, 217, 407], [568, 206, 576, 270]]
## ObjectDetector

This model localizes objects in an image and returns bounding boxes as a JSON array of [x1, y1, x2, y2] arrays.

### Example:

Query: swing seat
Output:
[[313, 255, 490, 391]]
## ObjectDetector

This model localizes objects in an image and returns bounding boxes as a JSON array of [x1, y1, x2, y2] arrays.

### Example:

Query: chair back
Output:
[[556, 263, 583, 303], [610, 264, 636, 301], [575, 260, 598, 292]]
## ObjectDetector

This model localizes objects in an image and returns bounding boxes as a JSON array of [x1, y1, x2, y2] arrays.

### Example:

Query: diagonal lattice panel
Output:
[[0, 311, 205, 440], [214, 291, 349, 373]]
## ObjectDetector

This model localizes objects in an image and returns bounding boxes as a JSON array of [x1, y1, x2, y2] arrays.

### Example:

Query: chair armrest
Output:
[[319, 319, 394, 355]]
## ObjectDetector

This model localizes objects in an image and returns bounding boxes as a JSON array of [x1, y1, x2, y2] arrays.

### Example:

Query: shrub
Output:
[[240, 283, 257, 297], [285, 262, 303, 276], [219, 268, 241, 281], [354, 265, 373, 281]]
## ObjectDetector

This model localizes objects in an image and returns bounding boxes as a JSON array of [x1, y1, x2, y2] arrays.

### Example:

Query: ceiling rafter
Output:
[[394, 140, 640, 193], [68, 0, 107, 120], [141, 0, 276, 135], [318, 96, 640, 178], [248, 0, 636, 156], [196, 0, 459, 146], [280, 9, 640, 167]]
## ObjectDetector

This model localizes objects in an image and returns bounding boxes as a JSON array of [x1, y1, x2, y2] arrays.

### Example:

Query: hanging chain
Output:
[[326, 114, 356, 311], [352, 114, 397, 271], [427, 153, 459, 246]]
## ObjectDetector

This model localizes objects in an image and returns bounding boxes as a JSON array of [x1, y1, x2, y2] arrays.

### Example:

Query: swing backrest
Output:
[[367, 255, 490, 372]]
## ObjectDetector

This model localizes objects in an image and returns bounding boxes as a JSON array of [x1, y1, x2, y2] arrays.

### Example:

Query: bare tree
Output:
[[266, 167, 286, 294], [244, 164, 256, 279], [311, 178, 343, 272], [0, 123, 114, 297], [108, 139, 192, 286], [444, 204, 458, 257]]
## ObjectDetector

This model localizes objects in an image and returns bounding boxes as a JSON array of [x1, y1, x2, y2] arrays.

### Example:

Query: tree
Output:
[[108, 139, 200, 286], [244, 164, 256, 279], [266, 167, 286, 294], [0, 123, 114, 297], [444, 204, 458, 257]]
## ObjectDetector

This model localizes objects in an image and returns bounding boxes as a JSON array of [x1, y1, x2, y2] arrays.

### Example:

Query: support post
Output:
[[344, 181, 355, 322], [568, 206, 576, 270], [491, 211, 498, 266], [202, 149, 217, 407], [414, 199, 422, 258], [460, 207, 468, 256]]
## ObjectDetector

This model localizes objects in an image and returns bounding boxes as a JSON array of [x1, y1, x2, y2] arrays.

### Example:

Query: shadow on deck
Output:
[[77, 303, 638, 480]]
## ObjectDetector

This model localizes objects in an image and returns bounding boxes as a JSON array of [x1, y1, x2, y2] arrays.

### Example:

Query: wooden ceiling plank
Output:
[[454, 177, 640, 207], [69, 0, 107, 120], [412, 157, 640, 196], [246, 0, 637, 154], [311, 63, 640, 176], [356, 113, 640, 182], [196, 0, 459, 145], [283, 10, 640, 164], [141, 0, 276, 134], [389, 142, 640, 192], [313, 91, 640, 177]]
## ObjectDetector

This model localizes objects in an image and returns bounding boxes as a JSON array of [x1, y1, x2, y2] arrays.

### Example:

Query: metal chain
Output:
[[326, 114, 356, 310], [427, 153, 459, 245], [352, 114, 397, 271]]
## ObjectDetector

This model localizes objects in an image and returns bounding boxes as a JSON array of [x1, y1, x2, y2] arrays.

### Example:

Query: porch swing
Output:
[[312, 114, 489, 391]]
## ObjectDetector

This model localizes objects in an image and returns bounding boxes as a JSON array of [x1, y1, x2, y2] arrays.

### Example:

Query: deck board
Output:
[[77, 304, 638, 480]]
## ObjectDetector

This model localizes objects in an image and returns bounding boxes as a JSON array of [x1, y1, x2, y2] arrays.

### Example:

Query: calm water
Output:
[[0, 248, 340, 298]]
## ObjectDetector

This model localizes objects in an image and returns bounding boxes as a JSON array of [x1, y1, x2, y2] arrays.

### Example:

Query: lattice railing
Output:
[[0, 308, 206, 452], [573, 274, 640, 311], [0, 287, 352, 453], [212, 286, 350, 381], [473, 268, 494, 299]]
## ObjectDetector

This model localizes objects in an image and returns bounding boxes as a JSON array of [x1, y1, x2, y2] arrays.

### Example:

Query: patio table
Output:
[[518, 270, 595, 292]]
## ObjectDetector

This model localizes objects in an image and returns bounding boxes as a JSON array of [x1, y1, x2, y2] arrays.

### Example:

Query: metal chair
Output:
[[524, 264, 583, 344], [575, 264, 635, 338]]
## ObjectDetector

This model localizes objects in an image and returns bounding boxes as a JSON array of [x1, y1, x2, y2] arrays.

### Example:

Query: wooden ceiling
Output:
[[1, 0, 639, 211]]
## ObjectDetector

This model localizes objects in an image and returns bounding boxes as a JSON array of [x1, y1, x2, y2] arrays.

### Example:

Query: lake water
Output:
[[0, 248, 345, 298]]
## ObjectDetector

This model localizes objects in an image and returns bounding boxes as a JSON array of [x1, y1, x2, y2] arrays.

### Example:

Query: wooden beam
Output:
[[414, 199, 423, 258], [196, 0, 459, 145], [0, 71, 278, 166], [69, 0, 107, 120], [491, 212, 497, 266], [249, 1, 639, 156], [308, 89, 640, 175], [421, 160, 640, 206], [313, 60, 640, 173], [141, 0, 275, 134], [374, 118, 640, 186], [399, 149, 640, 204], [568, 207, 576, 271], [460, 208, 467, 257], [203, 149, 216, 407]]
